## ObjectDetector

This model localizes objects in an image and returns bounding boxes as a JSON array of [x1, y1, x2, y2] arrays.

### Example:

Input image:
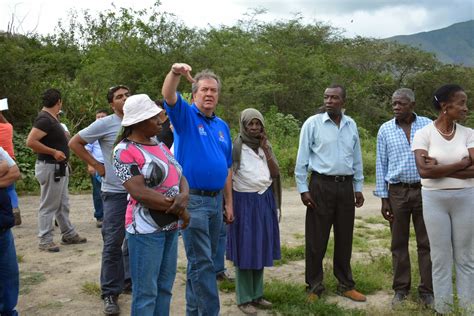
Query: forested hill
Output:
[[387, 20, 474, 67]]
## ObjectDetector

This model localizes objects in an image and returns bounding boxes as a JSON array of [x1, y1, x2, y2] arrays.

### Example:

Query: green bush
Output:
[[358, 126, 376, 184], [13, 131, 38, 193], [13, 129, 91, 194], [264, 106, 301, 186]]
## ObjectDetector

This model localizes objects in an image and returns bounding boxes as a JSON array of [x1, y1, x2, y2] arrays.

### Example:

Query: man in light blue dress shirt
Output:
[[374, 88, 433, 308], [295, 84, 366, 303]]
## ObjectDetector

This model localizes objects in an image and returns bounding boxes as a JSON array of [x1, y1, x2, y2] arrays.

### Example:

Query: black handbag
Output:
[[149, 210, 178, 227]]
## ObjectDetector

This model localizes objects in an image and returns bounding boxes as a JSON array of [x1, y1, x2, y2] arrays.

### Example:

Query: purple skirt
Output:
[[226, 188, 281, 269]]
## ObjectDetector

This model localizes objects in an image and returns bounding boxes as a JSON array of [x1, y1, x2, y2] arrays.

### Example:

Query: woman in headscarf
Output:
[[412, 84, 474, 314], [227, 108, 281, 315], [113, 94, 190, 315]]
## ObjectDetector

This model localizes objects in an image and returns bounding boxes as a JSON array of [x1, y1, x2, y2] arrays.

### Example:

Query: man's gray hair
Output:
[[392, 88, 415, 102], [191, 69, 222, 95]]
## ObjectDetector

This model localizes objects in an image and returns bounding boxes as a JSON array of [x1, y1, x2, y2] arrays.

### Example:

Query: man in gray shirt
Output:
[[69, 85, 131, 315]]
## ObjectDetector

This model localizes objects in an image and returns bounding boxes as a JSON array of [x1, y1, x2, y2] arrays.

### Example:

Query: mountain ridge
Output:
[[386, 20, 474, 67]]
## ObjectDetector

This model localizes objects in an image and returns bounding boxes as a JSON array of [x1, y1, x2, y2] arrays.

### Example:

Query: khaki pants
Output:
[[35, 161, 75, 245]]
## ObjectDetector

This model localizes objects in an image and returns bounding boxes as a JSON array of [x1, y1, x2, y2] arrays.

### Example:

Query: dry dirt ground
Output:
[[13, 185, 393, 315]]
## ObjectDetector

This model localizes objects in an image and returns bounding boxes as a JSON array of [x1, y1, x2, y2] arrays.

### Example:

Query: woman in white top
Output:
[[227, 108, 281, 315], [412, 84, 474, 314]]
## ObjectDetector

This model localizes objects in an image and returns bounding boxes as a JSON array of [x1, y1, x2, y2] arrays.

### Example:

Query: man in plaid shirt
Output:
[[374, 88, 434, 309]]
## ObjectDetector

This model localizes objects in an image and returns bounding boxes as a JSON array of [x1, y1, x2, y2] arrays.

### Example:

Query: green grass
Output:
[[17, 254, 24, 263], [224, 217, 442, 315], [363, 216, 387, 225], [293, 233, 305, 240], [264, 280, 366, 315], [275, 244, 305, 266], [20, 272, 46, 295], [218, 279, 235, 293], [81, 281, 101, 297], [177, 265, 187, 274], [38, 301, 64, 309]]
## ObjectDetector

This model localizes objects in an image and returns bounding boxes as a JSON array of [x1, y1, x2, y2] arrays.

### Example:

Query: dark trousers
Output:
[[305, 173, 355, 295], [91, 175, 103, 220], [389, 185, 432, 295], [100, 192, 129, 298]]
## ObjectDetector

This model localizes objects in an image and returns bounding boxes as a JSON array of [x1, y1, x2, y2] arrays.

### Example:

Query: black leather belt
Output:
[[189, 189, 220, 197], [391, 182, 421, 189], [37, 160, 67, 165], [37, 160, 57, 164], [312, 172, 353, 182]]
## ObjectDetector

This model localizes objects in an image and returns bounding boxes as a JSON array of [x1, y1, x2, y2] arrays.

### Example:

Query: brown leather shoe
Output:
[[38, 242, 60, 252], [340, 289, 366, 302], [306, 292, 319, 303], [61, 234, 87, 245]]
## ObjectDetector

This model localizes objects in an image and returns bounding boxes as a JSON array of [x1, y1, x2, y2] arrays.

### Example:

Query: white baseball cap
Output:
[[122, 94, 162, 127]]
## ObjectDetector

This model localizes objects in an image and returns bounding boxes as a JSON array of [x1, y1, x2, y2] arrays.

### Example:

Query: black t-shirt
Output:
[[33, 111, 69, 161], [156, 119, 174, 149]]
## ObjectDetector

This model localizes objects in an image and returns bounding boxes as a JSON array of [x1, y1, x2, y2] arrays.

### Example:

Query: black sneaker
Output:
[[103, 295, 120, 315]]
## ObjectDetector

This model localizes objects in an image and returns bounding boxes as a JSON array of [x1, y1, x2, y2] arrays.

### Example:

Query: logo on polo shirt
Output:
[[198, 124, 207, 136], [218, 131, 225, 142]]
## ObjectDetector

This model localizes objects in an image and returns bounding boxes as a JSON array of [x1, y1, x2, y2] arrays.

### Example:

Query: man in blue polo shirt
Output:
[[162, 63, 234, 316]]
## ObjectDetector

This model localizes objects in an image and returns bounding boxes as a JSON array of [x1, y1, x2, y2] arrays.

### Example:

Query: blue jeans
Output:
[[127, 230, 178, 316], [100, 192, 129, 298], [182, 192, 223, 316], [91, 175, 103, 220], [213, 219, 227, 274], [6, 184, 18, 209], [0, 229, 19, 316]]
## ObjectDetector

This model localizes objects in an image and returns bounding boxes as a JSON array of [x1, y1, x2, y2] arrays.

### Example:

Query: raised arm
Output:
[[161, 63, 195, 106]]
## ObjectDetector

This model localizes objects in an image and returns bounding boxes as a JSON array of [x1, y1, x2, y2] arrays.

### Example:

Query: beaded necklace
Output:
[[435, 121, 456, 137]]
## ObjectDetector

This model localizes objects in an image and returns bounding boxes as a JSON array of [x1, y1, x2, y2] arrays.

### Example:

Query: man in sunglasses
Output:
[[69, 85, 132, 315]]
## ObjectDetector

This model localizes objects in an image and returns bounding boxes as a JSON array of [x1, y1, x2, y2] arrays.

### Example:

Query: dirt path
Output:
[[13, 186, 388, 315]]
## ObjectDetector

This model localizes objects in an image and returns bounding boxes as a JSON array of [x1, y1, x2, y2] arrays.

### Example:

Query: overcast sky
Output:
[[1, 0, 472, 38]]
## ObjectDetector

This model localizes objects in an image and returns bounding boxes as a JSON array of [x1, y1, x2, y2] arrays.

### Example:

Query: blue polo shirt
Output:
[[165, 93, 232, 191]]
